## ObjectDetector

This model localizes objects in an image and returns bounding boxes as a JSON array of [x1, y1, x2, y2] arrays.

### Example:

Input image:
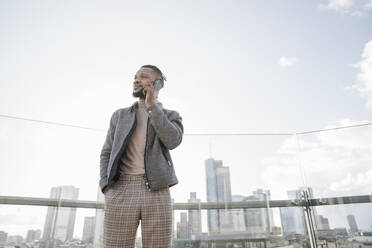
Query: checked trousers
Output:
[[103, 173, 172, 248]]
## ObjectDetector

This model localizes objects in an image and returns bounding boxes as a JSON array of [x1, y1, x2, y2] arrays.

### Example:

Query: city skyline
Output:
[[0, 154, 371, 240], [1, 0, 372, 244], [0, 171, 369, 248]]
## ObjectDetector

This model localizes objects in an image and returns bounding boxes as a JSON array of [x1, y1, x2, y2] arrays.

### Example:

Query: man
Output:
[[99, 64, 183, 248]]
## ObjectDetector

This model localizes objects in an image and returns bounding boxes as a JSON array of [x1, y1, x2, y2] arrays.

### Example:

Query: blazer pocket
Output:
[[164, 152, 173, 175], [160, 143, 173, 176]]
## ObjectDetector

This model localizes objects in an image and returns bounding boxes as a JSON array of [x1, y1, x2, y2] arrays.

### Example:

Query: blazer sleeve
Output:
[[146, 103, 184, 150], [99, 109, 118, 192]]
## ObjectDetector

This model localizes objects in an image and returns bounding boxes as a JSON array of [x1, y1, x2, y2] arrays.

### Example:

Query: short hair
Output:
[[140, 64, 167, 82]]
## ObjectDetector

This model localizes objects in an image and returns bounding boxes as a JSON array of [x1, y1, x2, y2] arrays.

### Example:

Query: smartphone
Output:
[[152, 79, 163, 91], [143, 79, 163, 96]]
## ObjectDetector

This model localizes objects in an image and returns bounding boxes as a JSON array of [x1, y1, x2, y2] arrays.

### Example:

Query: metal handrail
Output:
[[0, 194, 371, 210]]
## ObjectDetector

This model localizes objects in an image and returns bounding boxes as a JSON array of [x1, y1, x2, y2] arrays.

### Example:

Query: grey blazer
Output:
[[99, 101, 183, 193]]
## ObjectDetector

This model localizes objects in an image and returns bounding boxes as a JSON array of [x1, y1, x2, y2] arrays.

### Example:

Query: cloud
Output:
[[261, 119, 372, 230], [327, 0, 354, 10], [365, 0, 372, 7], [349, 40, 372, 109], [318, 0, 372, 15], [329, 169, 372, 192], [279, 56, 298, 67], [262, 119, 372, 198]]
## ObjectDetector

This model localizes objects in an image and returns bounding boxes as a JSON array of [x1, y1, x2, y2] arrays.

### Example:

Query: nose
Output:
[[134, 80, 142, 89]]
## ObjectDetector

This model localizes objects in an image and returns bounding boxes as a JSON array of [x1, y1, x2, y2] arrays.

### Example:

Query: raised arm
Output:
[[146, 103, 183, 150]]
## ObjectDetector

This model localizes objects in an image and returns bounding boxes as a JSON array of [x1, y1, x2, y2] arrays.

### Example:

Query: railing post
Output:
[[301, 190, 317, 248]]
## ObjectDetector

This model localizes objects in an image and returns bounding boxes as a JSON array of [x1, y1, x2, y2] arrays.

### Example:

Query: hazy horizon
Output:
[[1, 0, 372, 240]]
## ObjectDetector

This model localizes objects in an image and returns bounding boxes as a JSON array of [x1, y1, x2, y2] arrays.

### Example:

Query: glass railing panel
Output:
[[174, 209, 289, 248], [312, 203, 372, 248], [0, 204, 105, 248], [0, 204, 312, 248], [1, 116, 310, 204], [168, 134, 309, 242], [0, 116, 105, 200], [297, 124, 372, 199], [4, 117, 371, 247], [175, 134, 303, 202], [1, 114, 315, 247], [0, 204, 47, 247]]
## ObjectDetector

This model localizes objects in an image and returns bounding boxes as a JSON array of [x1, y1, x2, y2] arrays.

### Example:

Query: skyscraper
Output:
[[94, 186, 105, 248], [42, 185, 79, 243], [188, 192, 202, 238], [177, 212, 189, 239], [205, 157, 234, 233], [231, 195, 246, 232], [347, 214, 359, 233], [280, 189, 306, 235], [171, 198, 175, 247], [317, 215, 330, 230], [82, 217, 96, 243], [244, 189, 274, 234], [26, 229, 41, 242], [0, 231, 8, 242], [280, 186, 320, 236]]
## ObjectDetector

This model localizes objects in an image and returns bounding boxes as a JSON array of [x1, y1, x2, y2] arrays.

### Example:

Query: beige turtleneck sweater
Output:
[[119, 98, 158, 175]]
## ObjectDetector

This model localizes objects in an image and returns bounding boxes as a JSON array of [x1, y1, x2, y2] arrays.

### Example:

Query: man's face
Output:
[[132, 67, 159, 99]]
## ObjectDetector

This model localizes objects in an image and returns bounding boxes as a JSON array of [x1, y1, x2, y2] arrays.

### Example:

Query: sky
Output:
[[0, 0, 372, 239]]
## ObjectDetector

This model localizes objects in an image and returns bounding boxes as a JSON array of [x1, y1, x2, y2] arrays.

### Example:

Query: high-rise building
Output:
[[188, 192, 202, 238], [176, 222, 181, 240], [177, 212, 189, 239], [244, 189, 274, 234], [231, 195, 246, 232], [171, 198, 175, 246], [347, 214, 359, 233], [205, 157, 234, 233], [280, 186, 319, 236], [317, 215, 330, 230], [82, 217, 96, 243], [280, 207, 305, 236], [94, 186, 105, 248], [0, 231, 8, 242], [264, 190, 275, 232], [26, 229, 41, 242], [42, 185, 79, 243], [280, 189, 306, 235]]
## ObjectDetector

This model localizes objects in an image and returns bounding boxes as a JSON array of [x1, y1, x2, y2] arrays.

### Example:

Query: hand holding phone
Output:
[[143, 79, 162, 96], [152, 79, 163, 91]]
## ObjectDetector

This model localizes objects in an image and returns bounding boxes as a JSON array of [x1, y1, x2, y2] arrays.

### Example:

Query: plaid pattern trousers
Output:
[[103, 174, 172, 248]]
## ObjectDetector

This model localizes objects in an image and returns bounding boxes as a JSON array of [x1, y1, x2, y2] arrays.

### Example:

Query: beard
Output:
[[132, 88, 146, 99]]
